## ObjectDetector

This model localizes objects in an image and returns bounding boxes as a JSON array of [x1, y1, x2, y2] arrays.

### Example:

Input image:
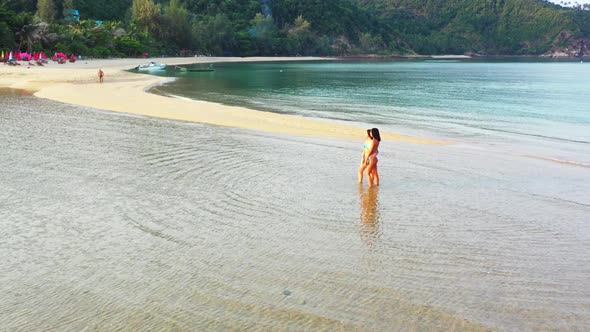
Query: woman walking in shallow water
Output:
[[358, 129, 374, 184], [358, 128, 380, 185], [365, 128, 380, 187]]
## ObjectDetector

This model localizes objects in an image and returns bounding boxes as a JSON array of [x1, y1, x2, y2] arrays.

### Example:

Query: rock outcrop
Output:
[[544, 31, 590, 57]]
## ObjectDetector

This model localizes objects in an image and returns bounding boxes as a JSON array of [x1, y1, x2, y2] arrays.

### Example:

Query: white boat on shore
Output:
[[135, 61, 166, 71]]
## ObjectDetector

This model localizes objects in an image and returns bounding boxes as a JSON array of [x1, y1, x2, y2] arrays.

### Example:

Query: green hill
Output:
[[0, 0, 588, 57], [355, 0, 584, 55]]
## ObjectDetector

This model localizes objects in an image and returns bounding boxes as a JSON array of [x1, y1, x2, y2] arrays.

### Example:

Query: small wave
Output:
[[479, 127, 590, 144], [143, 77, 176, 92], [165, 94, 195, 102], [526, 155, 590, 168]]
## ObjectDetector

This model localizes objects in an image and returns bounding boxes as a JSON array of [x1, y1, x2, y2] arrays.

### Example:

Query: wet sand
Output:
[[0, 57, 444, 144]]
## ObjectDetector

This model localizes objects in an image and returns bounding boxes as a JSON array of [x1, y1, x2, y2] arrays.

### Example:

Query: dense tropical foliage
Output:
[[0, 0, 589, 57]]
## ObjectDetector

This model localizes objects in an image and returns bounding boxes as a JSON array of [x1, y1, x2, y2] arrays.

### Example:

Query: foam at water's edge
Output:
[[526, 155, 590, 168], [165, 93, 202, 102], [142, 77, 176, 92]]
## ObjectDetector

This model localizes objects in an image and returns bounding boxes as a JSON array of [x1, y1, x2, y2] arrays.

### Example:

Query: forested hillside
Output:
[[356, 0, 588, 55], [1, 0, 589, 57]]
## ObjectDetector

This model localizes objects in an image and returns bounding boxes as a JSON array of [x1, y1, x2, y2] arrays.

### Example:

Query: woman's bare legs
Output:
[[366, 157, 378, 187], [358, 163, 368, 184], [371, 164, 379, 186]]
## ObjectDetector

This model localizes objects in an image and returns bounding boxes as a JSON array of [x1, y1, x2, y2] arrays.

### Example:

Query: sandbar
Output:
[[0, 57, 446, 143]]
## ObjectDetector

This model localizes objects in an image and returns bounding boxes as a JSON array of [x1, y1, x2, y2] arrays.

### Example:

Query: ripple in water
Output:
[[1, 92, 589, 330]]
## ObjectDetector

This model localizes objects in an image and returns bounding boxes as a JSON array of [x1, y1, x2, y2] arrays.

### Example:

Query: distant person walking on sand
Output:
[[359, 129, 374, 184], [365, 128, 381, 187], [98, 69, 104, 83]]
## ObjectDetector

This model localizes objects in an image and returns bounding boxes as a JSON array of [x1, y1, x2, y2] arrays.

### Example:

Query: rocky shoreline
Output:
[[338, 34, 589, 61], [339, 53, 587, 60]]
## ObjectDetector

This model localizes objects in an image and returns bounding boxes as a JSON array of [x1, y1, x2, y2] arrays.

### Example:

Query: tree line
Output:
[[0, 0, 589, 58]]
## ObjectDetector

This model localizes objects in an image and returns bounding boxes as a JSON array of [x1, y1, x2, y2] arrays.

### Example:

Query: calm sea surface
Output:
[[1, 61, 589, 331], [152, 60, 590, 164]]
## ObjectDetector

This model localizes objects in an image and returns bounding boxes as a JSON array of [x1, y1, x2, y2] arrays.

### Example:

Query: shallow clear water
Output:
[[152, 60, 590, 164], [1, 90, 589, 330]]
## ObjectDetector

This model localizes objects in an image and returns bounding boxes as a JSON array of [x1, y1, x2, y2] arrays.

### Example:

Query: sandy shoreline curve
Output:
[[0, 56, 446, 144]]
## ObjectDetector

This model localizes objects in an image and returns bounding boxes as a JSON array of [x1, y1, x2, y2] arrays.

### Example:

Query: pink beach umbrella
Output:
[[42, 52, 47, 60], [16, 51, 21, 61], [20, 53, 31, 61], [34, 52, 39, 61], [56, 52, 67, 58]]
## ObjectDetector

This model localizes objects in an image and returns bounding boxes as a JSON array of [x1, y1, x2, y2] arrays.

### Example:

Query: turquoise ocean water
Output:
[[151, 60, 590, 164]]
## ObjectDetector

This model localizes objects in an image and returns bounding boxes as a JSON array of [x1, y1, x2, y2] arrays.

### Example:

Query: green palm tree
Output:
[[16, 22, 49, 53]]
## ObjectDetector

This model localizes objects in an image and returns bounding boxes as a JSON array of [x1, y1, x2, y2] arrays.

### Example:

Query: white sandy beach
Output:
[[0, 57, 445, 144]]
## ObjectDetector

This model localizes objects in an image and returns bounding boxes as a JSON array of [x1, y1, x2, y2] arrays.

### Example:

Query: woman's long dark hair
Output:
[[366, 129, 372, 138], [371, 128, 381, 141]]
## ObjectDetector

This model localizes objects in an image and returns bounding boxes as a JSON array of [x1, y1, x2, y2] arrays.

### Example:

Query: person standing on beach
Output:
[[366, 128, 381, 187], [98, 69, 104, 83], [359, 129, 374, 184]]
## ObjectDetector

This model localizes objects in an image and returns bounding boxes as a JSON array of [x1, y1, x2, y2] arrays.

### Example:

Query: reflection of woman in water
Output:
[[359, 186, 381, 248], [366, 128, 381, 187]]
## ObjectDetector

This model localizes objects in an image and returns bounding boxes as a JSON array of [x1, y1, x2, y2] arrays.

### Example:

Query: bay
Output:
[[152, 60, 590, 164], [1, 60, 589, 331]]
